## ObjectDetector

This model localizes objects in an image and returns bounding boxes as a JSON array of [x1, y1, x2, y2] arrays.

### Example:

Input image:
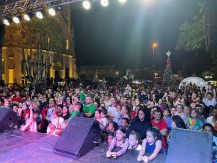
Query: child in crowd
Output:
[[106, 126, 129, 158], [94, 109, 101, 123], [188, 108, 204, 131], [121, 117, 131, 138], [20, 102, 30, 124], [107, 131, 115, 146], [105, 121, 118, 133], [163, 109, 172, 131], [20, 104, 37, 132], [62, 105, 70, 120], [47, 108, 66, 136], [175, 104, 185, 119], [117, 105, 131, 126], [170, 106, 176, 117], [33, 110, 41, 127], [203, 123, 217, 160], [167, 115, 187, 143], [128, 131, 142, 150], [183, 106, 191, 125], [4, 99, 10, 109], [171, 115, 187, 129], [137, 127, 162, 163], [68, 102, 82, 122], [100, 109, 109, 130]]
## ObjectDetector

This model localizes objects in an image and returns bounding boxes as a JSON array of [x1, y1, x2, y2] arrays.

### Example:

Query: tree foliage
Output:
[[176, 1, 205, 51], [4, 13, 66, 90], [4, 13, 65, 52]]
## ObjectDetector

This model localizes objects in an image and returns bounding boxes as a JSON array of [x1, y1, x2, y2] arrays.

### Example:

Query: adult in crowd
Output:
[[83, 96, 96, 118], [151, 108, 167, 153], [11, 91, 22, 104], [130, 108, 152, 140]]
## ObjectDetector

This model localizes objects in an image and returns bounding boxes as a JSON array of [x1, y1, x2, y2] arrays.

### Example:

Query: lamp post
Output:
[[152, 42, 158, 70]]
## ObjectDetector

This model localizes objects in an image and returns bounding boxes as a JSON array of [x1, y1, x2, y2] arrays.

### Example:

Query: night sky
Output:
[[71, 0, 200, 72]]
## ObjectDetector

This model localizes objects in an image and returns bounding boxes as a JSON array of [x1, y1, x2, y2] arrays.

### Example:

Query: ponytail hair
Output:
[[129, 130, 141, 144], [147, 127, 162, 141]]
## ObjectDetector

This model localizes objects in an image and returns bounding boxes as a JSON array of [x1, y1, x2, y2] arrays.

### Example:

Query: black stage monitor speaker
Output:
[[54, 116, 101, 157], [166, 128, 212, 163], [0, 108, 18, 132]]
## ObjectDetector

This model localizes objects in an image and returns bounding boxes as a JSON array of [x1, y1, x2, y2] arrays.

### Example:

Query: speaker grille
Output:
[[54, 116, 100, 157], [0, 108, 18, 132], [166, 128, 212, 163]]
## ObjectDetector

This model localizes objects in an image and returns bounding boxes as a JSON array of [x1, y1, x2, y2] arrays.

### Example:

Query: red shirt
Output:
[[151, 119, 167, 148], [11, 96, 22, 102], [131, 110, 137, 118], [21, 109, 30, 120], [188, 99, 196, 104]]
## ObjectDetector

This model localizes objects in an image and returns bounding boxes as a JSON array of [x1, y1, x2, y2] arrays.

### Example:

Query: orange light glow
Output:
[[152, 42, 158, 48]]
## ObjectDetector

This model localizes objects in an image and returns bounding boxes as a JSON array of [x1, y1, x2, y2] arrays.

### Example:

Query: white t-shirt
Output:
[[51, 117, 66, 129], [104, 100, 111, 108], [107, 106, 121, 123], [100, 117, 109, 129], [203, 98, 216, 107], [128, 144, 142, 151], [207, 116, 215, 126]]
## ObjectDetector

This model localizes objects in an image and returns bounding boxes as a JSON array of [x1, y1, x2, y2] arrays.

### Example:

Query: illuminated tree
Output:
[[4, 13, 65, 90], [176, 0, 205, 51]]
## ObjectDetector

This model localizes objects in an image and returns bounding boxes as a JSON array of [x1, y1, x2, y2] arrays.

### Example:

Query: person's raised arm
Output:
[[29, 104, 33, 119]]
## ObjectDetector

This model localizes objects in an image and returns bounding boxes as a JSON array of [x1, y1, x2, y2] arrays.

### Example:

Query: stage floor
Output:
[[0, 130, 166, 163]]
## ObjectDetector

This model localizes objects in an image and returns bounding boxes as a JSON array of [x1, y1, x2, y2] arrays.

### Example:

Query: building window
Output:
[[66, 40, 69, 50]]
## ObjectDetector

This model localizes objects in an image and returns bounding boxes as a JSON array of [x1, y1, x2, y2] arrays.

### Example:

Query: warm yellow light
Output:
[[66, 40, 69, 50], [8, 69, 14, 84], [152, 42, 158, 48]]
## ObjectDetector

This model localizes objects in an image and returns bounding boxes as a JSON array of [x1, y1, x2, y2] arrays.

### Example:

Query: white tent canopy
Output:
[[179, 77, 208, 89]]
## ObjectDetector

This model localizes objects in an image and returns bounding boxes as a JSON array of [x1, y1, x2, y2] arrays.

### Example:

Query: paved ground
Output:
[[0, 130, 166, 163]]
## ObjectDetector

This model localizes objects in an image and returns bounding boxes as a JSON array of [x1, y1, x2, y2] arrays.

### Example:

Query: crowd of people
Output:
[[0, 79, 216, 162]]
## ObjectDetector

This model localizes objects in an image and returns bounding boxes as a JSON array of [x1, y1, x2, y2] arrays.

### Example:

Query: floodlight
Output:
[[100, 0, 109, 7], [48, 8, 56, 16], [36, 11, 44, 19], [3, 19, 10, 26], [12, 16, 21, 24], [82, 1, 91, 10]]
